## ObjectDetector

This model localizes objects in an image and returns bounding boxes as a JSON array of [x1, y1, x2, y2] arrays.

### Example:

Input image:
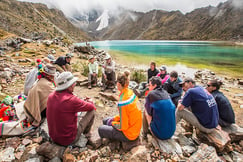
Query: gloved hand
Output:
[[107, 118, 114, 126]]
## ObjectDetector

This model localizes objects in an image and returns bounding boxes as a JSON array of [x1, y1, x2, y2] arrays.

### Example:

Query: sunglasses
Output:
[[207, 84, 212, 87]]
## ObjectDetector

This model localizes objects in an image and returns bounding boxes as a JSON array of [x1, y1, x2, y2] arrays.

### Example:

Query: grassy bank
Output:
[[109, 50, 243, 79]]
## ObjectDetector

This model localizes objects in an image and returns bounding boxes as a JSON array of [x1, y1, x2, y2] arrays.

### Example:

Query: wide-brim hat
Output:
[[43, 64, 56, 76], [104, 54, 111, 60], [88, 55, 95, 60], [56, 72, 78, 91], [47, 54, 56, 62]]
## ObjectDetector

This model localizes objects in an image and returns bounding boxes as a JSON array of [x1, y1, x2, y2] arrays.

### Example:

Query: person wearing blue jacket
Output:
[[143, 76, 176, 140], [163, 71, 183, 106]]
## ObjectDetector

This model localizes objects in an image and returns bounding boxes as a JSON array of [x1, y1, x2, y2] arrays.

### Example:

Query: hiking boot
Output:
[[92, 83, 97, 87], [88, 85, 92, 89], [101, 85, 107, 92], [133, 89, 141, 98], [112, 88, 116, 93], [122, 138, 140, 151]]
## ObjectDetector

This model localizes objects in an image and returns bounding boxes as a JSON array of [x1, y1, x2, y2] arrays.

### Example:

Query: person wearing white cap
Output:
[[101, 53, 116, 92], [88, 55, 98, 89], [46, 72, 96, 146], [54, 53, 73, 72], [24, 64, 56, 127]]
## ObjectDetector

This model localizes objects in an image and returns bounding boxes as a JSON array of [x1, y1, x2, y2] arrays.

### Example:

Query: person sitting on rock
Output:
[[88, 55, 98, 89], [143, 76, 176, 140], [101, 54, 116, 93], [156, 65, 169, 85], [23, 59, 41, 96], [47, 72, 96, 146], [164, 71, 183, 106], [24, 64, 56, 127], [133, 61, 159, 97], [176, 77, 219, 133], [98, 70, 142, 150], [206, 79, 235, 127], [54, 53, 73, 73]]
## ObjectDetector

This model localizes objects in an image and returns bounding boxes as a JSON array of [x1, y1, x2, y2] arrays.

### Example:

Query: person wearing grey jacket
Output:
[[163, 71, 183, 106]]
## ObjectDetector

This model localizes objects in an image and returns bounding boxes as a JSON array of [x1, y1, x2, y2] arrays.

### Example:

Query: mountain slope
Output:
[[70, 0, 242, 41], [0, 0, 91, 41]]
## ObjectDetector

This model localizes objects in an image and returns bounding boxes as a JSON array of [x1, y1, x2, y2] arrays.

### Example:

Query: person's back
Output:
[[211, 90, 235, 125], [206, 79, 235, 127], [182, 86, 219, 128], [47, 90, 82, 145], [47, 72, 96, 146], [147, 87, 176, 139]]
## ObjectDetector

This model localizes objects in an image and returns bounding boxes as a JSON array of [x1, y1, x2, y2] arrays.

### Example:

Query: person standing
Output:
[[143, 76, 176, 140], [206, 79, 235, 127]]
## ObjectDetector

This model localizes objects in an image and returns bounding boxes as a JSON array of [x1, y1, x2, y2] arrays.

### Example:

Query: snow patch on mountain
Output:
[[96, 10, 110, 31]]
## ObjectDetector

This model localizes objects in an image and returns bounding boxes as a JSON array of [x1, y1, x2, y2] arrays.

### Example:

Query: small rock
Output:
[[0, 147, 15, 162], [5, 137, 21, 149], [238, 80, 243, 85], [231, 151, 243, 161], [15, 151, 24, 160], [22, 138, 32, 146], [74, 134, 88, 148], [63, 153, 75, 162], [32, 137, 42, 144], [240, 140, 243, 147]]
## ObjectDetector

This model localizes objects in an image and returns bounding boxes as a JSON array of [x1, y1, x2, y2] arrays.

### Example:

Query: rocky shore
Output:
[[0, 37, 243, 161]]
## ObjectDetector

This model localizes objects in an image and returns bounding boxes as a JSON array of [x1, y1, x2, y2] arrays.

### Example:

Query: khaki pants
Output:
[[176, 108, 215, 133], [72, 110, 95, 144]]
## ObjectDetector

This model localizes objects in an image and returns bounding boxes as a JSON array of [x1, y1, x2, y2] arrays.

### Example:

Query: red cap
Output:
[[36, 59, 42, 63]]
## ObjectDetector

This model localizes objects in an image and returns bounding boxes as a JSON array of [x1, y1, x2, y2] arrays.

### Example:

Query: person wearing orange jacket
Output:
[[98, 70, 142, 144]]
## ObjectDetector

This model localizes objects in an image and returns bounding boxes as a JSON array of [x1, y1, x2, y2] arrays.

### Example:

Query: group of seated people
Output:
[[22, 55, 236, 150]]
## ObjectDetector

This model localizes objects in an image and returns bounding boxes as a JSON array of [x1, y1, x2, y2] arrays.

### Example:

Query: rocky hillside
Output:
[[0, 0, 91, 42], [74, 0, 243, 41]]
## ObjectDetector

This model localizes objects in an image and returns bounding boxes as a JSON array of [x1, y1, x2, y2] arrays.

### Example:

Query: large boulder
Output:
[[152, 137, 182, 155], [222, 124, 243, 142], [188, 143, 221, 162], [196, 127, 231, 152]]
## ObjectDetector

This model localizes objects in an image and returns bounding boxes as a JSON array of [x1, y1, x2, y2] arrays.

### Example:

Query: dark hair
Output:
[[150, 61, 156, 68], [149, 76, 161, 87], [170, 71, 178, 78], [210, 79, 223, 90], [117, 70, 130, 87]]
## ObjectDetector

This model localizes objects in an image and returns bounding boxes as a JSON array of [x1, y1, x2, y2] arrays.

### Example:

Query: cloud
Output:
[[18, 0, 229, 17]]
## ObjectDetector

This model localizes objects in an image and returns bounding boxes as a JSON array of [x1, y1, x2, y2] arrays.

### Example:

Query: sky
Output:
[[18, 0, 239, 17]]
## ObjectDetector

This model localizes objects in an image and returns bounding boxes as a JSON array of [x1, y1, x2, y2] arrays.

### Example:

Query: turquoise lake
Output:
[[78, 40, 243, 77]]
